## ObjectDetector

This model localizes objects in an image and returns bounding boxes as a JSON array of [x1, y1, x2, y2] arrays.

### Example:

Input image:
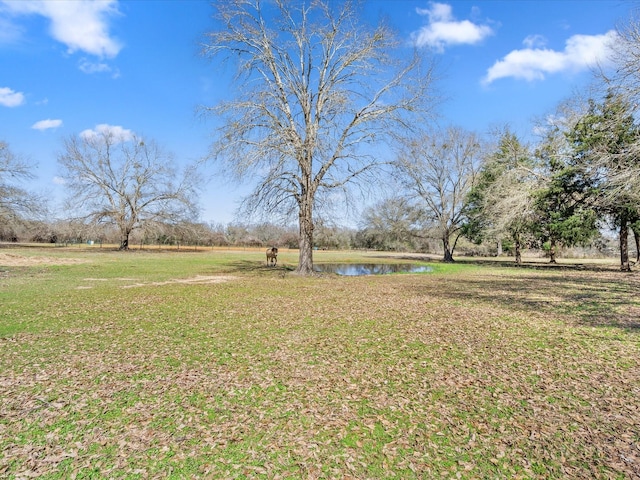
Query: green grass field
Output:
[[1, 246, 639, 479]]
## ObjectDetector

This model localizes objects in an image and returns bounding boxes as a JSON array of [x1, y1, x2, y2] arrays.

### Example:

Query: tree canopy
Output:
[[395, 127, 482, 262], [57, 129, 200, 250], [565, 92, 640, 270], [464, 129, 538, 264]]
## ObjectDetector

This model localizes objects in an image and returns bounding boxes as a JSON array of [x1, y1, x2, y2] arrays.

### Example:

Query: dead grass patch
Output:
[[0, 252, 89, 267], [121, 275, 237, 288]]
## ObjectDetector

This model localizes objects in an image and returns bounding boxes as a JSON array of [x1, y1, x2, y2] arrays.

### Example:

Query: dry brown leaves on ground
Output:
[[1, 260, 639, 478]]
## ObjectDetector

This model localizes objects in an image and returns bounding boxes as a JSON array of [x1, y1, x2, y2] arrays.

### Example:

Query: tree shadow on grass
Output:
[[376, 253, 625, 272], [454, 257, 625, 273], [215, 259, 296, 277], [412, 268, 640, 331]]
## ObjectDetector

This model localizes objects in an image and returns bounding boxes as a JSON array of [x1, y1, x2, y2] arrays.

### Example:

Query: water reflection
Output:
[[314, 263, 433, 276]]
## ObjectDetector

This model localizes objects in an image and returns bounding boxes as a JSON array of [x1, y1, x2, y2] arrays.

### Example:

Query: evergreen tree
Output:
[[533, 125, 599, 263], [464, 129, 538, 264], [566, 91, 640, 271]]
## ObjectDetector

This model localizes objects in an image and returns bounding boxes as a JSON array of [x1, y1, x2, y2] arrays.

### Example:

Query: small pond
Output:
[[314, 263, 433, 276]]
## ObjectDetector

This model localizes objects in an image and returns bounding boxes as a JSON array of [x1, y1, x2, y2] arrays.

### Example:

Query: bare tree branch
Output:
[[0, 141, 45, 224]]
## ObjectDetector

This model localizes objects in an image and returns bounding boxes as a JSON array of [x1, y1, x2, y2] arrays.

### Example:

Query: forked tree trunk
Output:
[[442, 233, 454, 262], [296, 195, 314, 275], [620, 220, 631, 272], [119, 231, 131, 251]]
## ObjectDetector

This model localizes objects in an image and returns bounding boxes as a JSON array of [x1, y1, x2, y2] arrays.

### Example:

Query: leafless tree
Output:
[[57, 128, 200, 250], [359, 197, 421, 251], [609, 13, 640, 99], [395, 127, 483, 262], [0, 141, 45, 226], [595, 14, 640, 201], [201, 0, 436, 274]]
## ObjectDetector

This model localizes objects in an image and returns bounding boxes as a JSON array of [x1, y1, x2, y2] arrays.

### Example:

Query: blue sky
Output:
[[0, 0, 631, 225]]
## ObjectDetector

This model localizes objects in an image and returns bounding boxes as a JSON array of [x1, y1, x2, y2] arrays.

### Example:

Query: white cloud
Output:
[[411, 2, 494, 52], [80, 124, 134, 142], [52, 176, 66, 185], [483, 30, 618, 85], [523, 34, 547, 49], [32, 118, 63, 130], [0, 86, 25, 107], [1, 0, 122, 57]]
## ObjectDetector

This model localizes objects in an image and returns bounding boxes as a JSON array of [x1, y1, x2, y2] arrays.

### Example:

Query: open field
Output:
[[1, 246, 639, 479]]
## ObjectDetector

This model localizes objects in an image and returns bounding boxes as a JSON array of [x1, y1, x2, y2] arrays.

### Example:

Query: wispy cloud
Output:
[[0, 86, 25, 107], [483, 30, 618, 85], [78, 58, 120, 78], [0, 14, 23, 44], [522, 34, 547, 49], [78, 59, 111, 74], [411, 2, 494, 52], [32, 118, 63, 131], [1, 0, 122, 58], [80, 124, 134, 142]]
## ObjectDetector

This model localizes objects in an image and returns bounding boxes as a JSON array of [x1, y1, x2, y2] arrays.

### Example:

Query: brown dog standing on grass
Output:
[[266, 247, 278, 266]]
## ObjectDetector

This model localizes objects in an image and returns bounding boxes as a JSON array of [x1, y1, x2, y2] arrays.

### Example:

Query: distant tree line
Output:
[[0, 214, 622, 260]]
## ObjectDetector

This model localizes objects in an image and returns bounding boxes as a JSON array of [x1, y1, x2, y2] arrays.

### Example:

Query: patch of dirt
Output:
[[0, 253, 89, 267], [121, 275, 236, 288]]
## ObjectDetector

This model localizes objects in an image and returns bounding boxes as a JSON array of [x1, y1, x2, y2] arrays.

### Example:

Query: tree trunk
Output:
[[296, 195, 314, 275], [119, 232, 130, 251], [514, 236, 522, 265], [633, 227, 640, 263], [496, 240, 502, 257], [549, 238, 557, 264], [620, 220, 631, 272], [442, 233, 454, 262]]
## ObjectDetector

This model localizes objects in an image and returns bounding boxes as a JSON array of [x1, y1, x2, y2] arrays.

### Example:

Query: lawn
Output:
[[0, 246, 639, 479]]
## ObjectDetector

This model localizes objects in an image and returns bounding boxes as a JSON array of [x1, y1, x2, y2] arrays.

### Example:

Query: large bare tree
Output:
[[395, 127, 482, 262], [0, 141, 44, 225], [202, 0, 435, 274], [57, 128, 199, 250]]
